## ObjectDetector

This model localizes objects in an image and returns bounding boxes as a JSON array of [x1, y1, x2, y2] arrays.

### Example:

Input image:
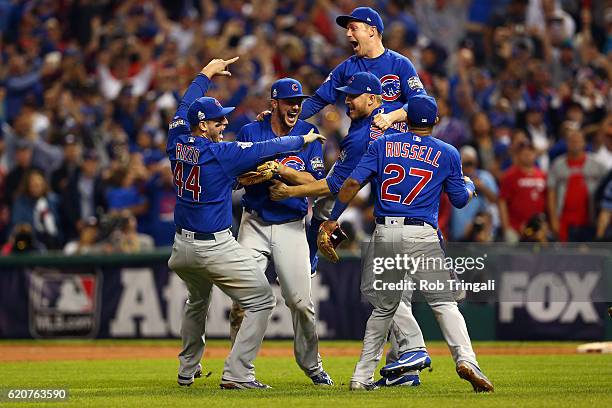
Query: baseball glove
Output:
[[237, 161, 281, 185], [317, 221, 348, 263]]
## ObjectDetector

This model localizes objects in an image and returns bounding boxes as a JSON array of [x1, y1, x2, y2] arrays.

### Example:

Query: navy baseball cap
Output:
[[187, 97, 235, 127], [336, 7, 384, 34], [336, 72, 382, 95], [406, 95, 438, 126], [271, 78, 309, 99]]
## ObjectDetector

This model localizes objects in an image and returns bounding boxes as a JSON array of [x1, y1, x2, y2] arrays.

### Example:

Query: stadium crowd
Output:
[[0, 0, 610, 255]]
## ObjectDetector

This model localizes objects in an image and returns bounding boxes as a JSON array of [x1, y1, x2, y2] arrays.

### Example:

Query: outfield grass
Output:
[[0, 342, 610, 408]]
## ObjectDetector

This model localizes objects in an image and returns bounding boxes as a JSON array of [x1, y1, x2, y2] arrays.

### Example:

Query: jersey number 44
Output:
[[173, 162, 202, 202]]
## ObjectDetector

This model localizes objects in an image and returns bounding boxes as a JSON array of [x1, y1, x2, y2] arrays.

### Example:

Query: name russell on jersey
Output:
[[384, 141, 441, 168]]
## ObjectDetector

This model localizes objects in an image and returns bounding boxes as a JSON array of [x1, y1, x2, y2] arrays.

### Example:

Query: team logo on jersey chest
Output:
[[380, 74, 401, 101], [278, 155, 305, 171]]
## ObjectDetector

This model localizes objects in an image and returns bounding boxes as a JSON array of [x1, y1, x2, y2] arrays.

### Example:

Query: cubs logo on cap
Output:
[[271, 78, 309, 100], [336, 72, 382, 95]]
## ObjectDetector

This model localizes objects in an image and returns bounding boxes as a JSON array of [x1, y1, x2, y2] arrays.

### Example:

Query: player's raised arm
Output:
[[174, 57, 239, 120]]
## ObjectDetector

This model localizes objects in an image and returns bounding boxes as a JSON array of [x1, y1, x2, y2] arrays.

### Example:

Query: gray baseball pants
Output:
[[168, 228, 276, 382], [352, 218, 478, 384], [313, 195, 426, 367], [230, 210, 323, 377]]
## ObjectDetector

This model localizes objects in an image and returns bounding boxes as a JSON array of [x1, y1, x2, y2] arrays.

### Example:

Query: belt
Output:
[[245, 208, 303, 224], [175, 226, 216, 241], [375, 217, 426, 226]]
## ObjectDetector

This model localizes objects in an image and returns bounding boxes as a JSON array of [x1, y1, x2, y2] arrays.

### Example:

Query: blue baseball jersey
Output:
[[326, 107, 398, 194], [301, 49, 426, 128], [238, 116, 325, 223], [166, 74, 306, 233], [350, 132, 471, 229]]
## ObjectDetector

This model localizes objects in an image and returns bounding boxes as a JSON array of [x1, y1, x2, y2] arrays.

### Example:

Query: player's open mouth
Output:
[[286, 112, 298, 121], [349, 40, 359, 51]]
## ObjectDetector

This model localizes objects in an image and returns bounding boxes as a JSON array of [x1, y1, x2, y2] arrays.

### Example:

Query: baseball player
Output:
[[296, 9, 433, 384], [300, 6, 427, 277], [270, 72, 428, 387], [166, 57, 325, 389], [228, 78, 332, 386], [319, 94, 494, 392]]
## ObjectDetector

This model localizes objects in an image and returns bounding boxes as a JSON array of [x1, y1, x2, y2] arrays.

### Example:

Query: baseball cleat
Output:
[[380, 350, 431, 378], [220, 379, 271, 389], [349, 381, 379, 391], [374, 372, 420, 387], [177, 363, 203, 386], [310, 371, 334, 386], [456, 361, 494, 392]]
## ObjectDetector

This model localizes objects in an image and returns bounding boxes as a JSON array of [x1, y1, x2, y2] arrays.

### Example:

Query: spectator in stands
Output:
[[591, 114, 612, 171], [63, 216, 103, 255], [141, 160, 175, 246], [468, 111, 496, 173], [450, 146, 499, 241], [50, 134, 81, 195], [3, 140, 41, 207], [499, 140, 547, 241], [595, 170, 612, 241], [105, 158, 148, 219], [432, 98, 469, 148], [0, 0, 610, 250], [547, 129, 607, 241], [58, 149, 107, 243], [1, 223, 44, 255], [109, 211, 154, 253], [520, 213, 551, 243], [11, 169, 61, 249]]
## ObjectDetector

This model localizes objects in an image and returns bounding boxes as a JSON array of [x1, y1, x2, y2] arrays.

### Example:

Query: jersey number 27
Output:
[[173, 162, 201, 201], [381, 164, 432, 205]]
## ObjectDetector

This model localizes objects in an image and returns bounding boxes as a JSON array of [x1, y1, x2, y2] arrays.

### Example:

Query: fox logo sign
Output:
[[499, 271, 600, 324]]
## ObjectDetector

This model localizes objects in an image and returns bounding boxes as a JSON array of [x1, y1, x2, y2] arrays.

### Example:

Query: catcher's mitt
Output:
[[237, 161, 281, 185], [317, 222, 348, 263]]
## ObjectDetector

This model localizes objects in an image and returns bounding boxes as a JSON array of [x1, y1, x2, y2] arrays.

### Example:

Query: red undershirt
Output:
[[559, 155, 589, 241]]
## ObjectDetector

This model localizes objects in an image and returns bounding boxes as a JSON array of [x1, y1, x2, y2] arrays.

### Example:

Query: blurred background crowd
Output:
[[0, 0, 611, 255]]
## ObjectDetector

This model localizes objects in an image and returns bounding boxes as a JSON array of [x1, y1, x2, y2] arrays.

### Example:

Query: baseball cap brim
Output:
[[336, 15, 362, 28], [275, 93, 310, 100], [208, 106, 235, 120], [336, 85, 365, 95]]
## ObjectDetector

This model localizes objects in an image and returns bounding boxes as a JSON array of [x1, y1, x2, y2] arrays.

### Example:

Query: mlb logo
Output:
[[30, 272, 96, 313], [414, 136, 421, 142], [28, 269, 100, 338], [198, 111, 206, 120], [272, 88, 278, 98]]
